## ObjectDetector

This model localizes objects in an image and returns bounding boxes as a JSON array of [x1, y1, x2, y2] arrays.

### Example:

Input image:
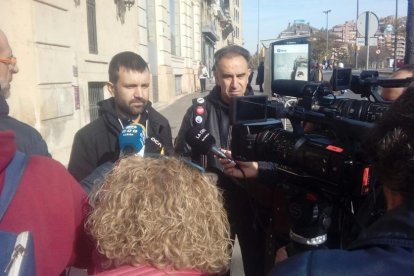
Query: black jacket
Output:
[[269, 202, 414, 276], [175, 86, 233, 169], [0, 95, 50, 156], [174, 86, 272, 276], [68, 98, 173, 182]]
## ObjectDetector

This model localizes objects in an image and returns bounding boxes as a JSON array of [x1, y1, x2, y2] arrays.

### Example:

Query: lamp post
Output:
[[393, 0, 399, 71], [257, 0, 260, 67], [323, 9, 332, 61], [355, 0, 359, 68]]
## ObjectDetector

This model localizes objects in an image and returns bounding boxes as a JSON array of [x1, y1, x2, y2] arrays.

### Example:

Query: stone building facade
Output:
[[0, 0, 242, 165]]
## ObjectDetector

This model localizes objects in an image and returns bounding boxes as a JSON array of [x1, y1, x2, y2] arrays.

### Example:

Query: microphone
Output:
[[144, 135, 164, 157], [185, 126, 229, 160], [118, 123, 146, 156]]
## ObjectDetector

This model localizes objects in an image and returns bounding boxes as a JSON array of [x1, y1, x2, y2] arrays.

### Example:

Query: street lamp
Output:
[[257, 0, 260, 67], [393, 0, 399, 71], [323, 9, 332, 60]]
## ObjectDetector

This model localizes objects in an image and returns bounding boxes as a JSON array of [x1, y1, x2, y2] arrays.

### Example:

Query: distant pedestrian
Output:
[[248, 70, 254, 86], [198, 62, 209, 92], [315, 63, 324, 82], [256, 61, 264, 92]]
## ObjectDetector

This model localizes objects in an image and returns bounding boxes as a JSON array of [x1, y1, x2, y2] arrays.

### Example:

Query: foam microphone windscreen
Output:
[[185, 126, 217, 155], [118, 123, 146, 156]]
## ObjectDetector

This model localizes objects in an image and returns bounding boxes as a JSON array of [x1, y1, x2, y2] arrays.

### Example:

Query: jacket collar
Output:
[[0, 131, 16, 173], [349, 202, 414, 249], [0, 95, 9, 116]]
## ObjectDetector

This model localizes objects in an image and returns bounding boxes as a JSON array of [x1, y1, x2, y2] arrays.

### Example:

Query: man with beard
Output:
[[68, 51, 173, 189], [175, 45, 272, 276]]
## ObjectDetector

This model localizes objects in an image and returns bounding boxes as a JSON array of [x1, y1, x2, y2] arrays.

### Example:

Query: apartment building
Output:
[[1, 0, 242, 165]]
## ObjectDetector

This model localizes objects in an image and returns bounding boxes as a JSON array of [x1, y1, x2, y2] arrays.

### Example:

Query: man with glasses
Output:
[[0, 29, 50, 156]]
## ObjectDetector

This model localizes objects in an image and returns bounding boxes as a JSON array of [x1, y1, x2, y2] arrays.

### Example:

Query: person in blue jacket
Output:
[[0, 29, 50, 157]]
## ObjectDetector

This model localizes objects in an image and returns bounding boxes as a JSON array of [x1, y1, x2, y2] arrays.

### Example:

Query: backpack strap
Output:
[[0, 151, 28, 220], [191, 97, 208, 128]]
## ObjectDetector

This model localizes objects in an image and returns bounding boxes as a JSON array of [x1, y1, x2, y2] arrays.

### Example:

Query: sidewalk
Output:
[[153, 81, 246, 276], [153, 82, 215, 139]]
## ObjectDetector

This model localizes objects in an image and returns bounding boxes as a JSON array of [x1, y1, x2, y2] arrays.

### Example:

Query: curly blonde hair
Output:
[[86, 156, 232, 274]]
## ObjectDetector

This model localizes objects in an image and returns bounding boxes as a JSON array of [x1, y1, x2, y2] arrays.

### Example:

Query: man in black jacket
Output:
[[68, 52, 173, 188], [0, 29, 50, 157], [175, 45, 270, 276]]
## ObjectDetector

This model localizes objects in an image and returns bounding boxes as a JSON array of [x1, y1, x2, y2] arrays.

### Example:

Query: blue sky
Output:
[[243, 0, 408, 54]]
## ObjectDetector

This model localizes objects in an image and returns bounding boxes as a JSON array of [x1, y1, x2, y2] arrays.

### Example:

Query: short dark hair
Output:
[[213, 45, 251, 72], [108, 51, 149, 83], [365, 86, 414, 200]]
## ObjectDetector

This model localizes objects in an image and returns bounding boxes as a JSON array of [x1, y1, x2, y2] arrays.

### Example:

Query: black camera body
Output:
[[230, 68, 412, 250]]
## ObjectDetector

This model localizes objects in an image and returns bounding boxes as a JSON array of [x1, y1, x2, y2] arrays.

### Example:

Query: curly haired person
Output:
[[86, 156, 232, 276]]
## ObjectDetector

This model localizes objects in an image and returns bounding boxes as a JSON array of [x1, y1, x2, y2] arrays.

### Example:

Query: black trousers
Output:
[[218, 174, 270, 276], [200, 78, 206, 92]]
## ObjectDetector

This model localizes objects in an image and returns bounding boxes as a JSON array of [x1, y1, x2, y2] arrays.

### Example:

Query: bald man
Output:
[[381, 65, 414, 101], [0, 29, 50, 156]]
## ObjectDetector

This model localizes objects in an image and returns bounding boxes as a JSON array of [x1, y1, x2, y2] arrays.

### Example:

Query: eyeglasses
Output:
[[0, 56, 17, 66]]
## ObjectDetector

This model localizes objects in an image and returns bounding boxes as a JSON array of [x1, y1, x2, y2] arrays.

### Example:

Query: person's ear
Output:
[[107, 82, 115, 96]]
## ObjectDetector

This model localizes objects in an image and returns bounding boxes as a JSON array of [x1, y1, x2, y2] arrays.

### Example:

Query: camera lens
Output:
[[333, 99, 389, 123], [255, 128, 300, 162]]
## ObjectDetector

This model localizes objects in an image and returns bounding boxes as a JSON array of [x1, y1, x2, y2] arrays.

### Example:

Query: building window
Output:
[[87, 0, 98, 54], [174, 75, 182, 96], [170, 0, 181, 56], [88, 82, 105, 121]]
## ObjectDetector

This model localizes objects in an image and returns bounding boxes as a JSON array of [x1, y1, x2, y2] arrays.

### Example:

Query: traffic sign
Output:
[[357, 11, 379, 38], [356, 37, 377, 46]]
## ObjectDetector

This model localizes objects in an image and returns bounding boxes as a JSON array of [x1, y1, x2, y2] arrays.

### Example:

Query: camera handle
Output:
[[284, 191, 332, 257]]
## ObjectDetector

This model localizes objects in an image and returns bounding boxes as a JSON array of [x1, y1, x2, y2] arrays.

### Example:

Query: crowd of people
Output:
[[2, 24, 414, 276]]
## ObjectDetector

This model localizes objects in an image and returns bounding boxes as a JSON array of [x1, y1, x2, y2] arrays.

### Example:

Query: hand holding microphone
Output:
[[219, 149, 259, 179], [185, 126, 259, 179], [118, 123, 146, 157], [185, 126, 234, 163]]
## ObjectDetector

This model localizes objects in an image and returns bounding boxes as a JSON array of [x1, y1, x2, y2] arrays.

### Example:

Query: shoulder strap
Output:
[[0, 151, 28, 220], [191, 97, 208, 129]]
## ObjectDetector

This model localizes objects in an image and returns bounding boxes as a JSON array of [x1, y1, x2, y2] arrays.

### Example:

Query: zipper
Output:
[[4, 231, 29, 275]]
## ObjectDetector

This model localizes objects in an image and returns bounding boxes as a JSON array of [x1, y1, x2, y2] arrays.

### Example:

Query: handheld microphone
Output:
[[118, 123, 146, 156], [144, 135, 164, 157], [185, 126, 231, 161]]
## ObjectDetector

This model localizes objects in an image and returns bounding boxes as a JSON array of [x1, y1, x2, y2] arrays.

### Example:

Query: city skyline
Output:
[[243, 0, 408, 55]]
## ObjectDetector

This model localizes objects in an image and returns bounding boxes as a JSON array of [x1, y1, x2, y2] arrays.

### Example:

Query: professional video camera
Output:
[[230, 37, 413, 255]]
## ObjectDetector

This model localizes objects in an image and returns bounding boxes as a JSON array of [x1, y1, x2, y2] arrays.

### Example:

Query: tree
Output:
[[310, 30, 343, 62], [405, 0, 414, 64]]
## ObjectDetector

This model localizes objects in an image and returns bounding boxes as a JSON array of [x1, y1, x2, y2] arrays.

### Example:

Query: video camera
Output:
[[230, 37, 413, 253]]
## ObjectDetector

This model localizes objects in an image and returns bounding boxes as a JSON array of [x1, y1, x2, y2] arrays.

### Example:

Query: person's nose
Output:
[[230, 76, 237, 88], [133, 86, 143, 98], [11, 63, 19, 74]]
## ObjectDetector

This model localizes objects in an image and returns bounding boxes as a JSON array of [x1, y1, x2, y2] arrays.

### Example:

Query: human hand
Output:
[[275, 246, 288, 263], [218, 150, 259, 179]]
